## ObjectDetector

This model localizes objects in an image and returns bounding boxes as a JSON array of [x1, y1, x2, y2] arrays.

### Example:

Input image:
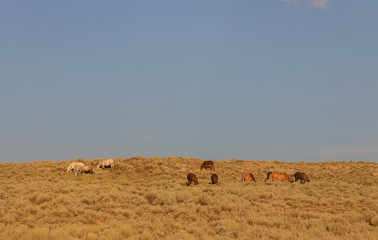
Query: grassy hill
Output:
[[0, 157, 377, 239]]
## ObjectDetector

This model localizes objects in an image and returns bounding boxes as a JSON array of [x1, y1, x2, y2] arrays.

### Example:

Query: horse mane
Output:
[[266, 172, 272, 181]]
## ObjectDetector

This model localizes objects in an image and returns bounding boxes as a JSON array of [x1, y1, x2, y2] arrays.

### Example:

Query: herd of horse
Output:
[[187, 160, 310, 186], [66, 159, 310, 185], [66, 159, 115, 175]]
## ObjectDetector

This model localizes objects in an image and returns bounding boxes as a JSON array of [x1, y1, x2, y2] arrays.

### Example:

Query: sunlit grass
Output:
[[0, 157, 377, 239]]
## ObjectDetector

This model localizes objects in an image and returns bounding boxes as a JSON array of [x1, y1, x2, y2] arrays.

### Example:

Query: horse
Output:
[[97, 159, 116, 169], [82, 165, 94, 174], [291, 172, 310, 184], [211, 174, 218, 185], [66, 162, 85, 173], [200, 160, 215, 171], [241, 173, 256, 182], [74, 165, 82, 176], [186, 173, 199, 186], [265, 172, 291, 183]]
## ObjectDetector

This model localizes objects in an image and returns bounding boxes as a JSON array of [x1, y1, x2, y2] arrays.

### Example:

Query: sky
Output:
[[1, 0, 378, 163]]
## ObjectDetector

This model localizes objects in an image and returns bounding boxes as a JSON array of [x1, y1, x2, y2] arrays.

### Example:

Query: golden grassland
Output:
[[0, 156, 377, 240]]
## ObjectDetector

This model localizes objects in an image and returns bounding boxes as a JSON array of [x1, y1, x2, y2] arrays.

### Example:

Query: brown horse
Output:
[[265, 172, 291, 183], [291, 172, 310, 184], [211, 174, 218, 185], [241, 173, 256, 182], [82, 165, 94, 174], [187, 173, 199, 186], [200, 160, 215, 171]]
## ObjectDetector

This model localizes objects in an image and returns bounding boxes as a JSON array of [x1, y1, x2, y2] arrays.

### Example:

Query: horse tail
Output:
[[289, 174, 294, 183], [286, 174, 291, 183], [251, 174, 256, 183], [265, 172, 272, 181]]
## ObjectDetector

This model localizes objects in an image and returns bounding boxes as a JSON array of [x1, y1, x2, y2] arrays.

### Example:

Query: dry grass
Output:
[[0, 157, 377, 239]]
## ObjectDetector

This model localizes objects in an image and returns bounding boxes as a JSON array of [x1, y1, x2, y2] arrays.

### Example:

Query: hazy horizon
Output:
[[1, 1, 377, 163]]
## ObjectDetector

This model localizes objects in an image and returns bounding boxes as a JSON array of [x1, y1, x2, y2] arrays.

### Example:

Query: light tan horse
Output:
[[97, 159, 116, 169], [265, 172, 291, 183], [66, 162, 85, 173], [74, 165, 82, 176], [241, 173, 256, 182]]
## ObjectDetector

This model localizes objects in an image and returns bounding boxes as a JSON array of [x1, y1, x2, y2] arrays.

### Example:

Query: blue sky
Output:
[[1, 0, 377, 162]]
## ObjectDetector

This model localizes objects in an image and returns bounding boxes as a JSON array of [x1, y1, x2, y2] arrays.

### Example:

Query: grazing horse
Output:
[[74, 165, 82, 176], [66, 162, 85, 173], [265, 172, 291, 183], [200, 160, 215, 171], [97, 159, 116, 169], [187, 173, 199, 186], [82, 165, 94, 174], [291, 172, 310, 184], [241, 173, 256, 183], [211, 174, 218, 185]]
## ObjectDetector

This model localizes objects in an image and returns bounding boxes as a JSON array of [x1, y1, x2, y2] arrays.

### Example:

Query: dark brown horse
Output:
[[291, 172, 310, 184], [187, 173, 199, 186], [265, 172, 291, 183], [211, 174, 218, 185], [200, 160, 215, 171], [241, 173, 256, 182]]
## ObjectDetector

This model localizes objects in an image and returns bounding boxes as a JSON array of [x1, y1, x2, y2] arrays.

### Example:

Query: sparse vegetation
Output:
[[0, 157, 377, 239]]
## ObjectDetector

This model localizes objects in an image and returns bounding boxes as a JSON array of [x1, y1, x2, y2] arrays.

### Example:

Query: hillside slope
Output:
[[0, 157, 377, 239]]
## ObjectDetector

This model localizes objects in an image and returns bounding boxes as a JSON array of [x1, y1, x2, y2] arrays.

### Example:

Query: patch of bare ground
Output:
[[0, 158, 377, 239]]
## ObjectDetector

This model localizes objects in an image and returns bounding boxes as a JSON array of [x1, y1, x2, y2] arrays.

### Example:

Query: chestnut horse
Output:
[[211, 174, 218, 185], [265, 172, 291, 183], [241, 173, 256, 183], [200, 160, 215, 171], [187, 173, 199, 186], [82, 165, 94, 174]]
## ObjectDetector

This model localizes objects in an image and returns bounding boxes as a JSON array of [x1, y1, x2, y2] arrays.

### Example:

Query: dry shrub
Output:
[[195, 194, 211, 206], [152, 193, 176, 206], [101, 225, 133, 240], [326, 222, 350, 236], [145, 192, 157, 204], [166, 230, 196, 240], [24, 227, 50, 240], [362, 210, 378, 226], [29, 193, 51, 205], [138, 230, 153, 240], [0, 159, 377, 239]]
